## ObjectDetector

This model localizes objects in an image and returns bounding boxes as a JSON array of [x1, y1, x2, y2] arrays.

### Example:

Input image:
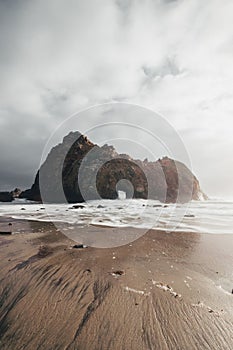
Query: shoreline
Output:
[[0, 217, 232, 349], [1, 196, 233, 236], [1, 214, 233, 237]]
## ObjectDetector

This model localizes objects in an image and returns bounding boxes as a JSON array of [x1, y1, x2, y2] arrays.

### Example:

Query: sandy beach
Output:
[[0, 217, 233, 349]]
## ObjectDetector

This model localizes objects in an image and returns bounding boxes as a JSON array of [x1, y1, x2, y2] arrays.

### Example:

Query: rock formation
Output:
[[0, 188, 22, 203], [11, 188, 22, 198], [0, 192, 13, 202], [20, 131, 207, 203]]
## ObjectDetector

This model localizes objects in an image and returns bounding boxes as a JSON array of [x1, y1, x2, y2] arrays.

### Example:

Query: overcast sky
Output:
[[0, 0, 233, 198]]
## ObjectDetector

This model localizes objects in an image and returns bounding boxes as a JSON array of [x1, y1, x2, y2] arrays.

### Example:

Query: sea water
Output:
[[0, 198, 233, 235]]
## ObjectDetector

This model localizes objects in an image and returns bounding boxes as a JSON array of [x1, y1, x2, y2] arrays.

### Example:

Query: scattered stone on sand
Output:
[[111, 270, 125, 276], [0, 231, 12, 235], [152, 280, 181, 298], [184, 214, 195, 218], [71, 205, 85, 209], [72, 244, 88, 249], [191, 301, 218, 315], [125, 286, 150, 296], [153, 204, 162, 208], [97, 205, 105, 208]]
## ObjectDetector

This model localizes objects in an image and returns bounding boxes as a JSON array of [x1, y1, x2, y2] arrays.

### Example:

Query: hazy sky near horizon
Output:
[[0, 0, 233, 198]]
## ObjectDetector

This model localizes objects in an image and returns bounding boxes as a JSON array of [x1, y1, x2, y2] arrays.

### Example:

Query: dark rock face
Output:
[[0, 192, 13, 202], [157, 157, 206, 203], [20, 132, 92, 203], [0, 188, 22, 202], [20, 131, 207, 203], [97, 158, 148, 200], [19, 172, 41, 202]]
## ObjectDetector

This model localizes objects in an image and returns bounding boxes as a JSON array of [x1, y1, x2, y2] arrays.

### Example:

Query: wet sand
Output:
[[0, 217, 233, 349]]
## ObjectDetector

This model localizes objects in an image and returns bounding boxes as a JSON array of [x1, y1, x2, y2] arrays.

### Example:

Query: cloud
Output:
[[0, 0, 233, 197], [142, 57, 183, 79]]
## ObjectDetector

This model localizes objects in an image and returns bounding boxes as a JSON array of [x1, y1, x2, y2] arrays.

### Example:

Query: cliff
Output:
[[20, 131, 207, 203]]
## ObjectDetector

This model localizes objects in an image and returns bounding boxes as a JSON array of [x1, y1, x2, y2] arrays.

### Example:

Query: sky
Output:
[[0, 0, 233, 198]]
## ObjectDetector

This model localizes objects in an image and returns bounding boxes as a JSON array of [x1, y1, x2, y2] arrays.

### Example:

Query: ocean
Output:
[[0, 198, 233, 235]]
